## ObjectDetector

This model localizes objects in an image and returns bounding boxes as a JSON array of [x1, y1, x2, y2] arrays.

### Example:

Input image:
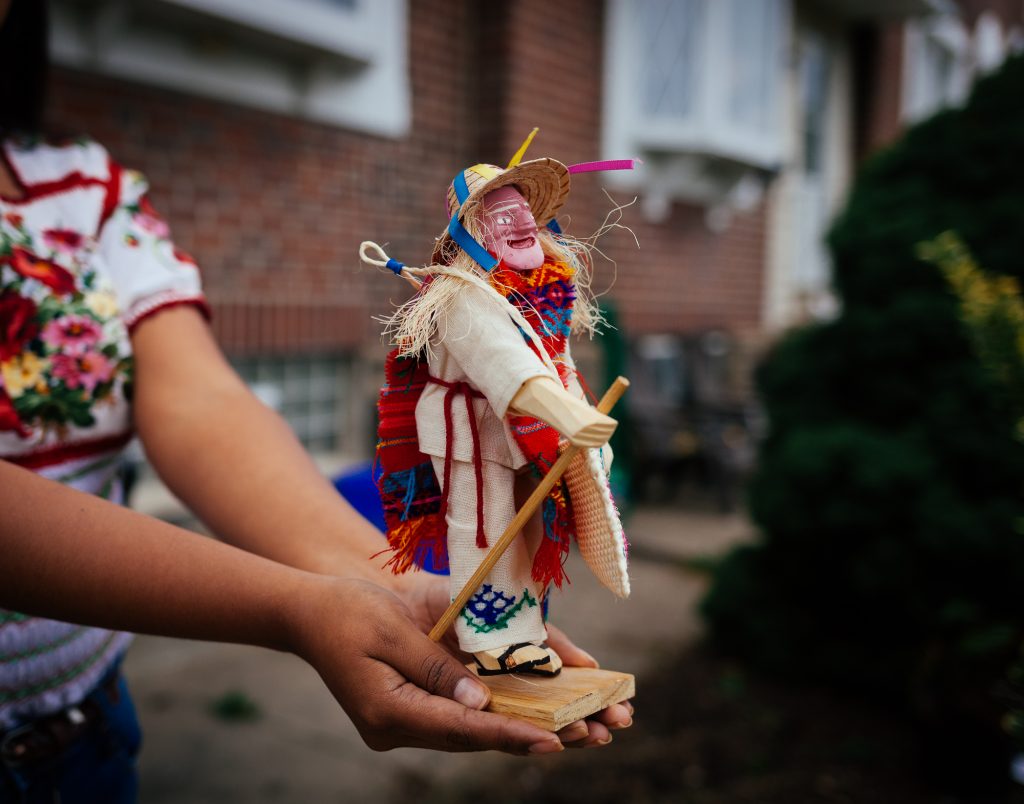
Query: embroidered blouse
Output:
[[0, 137, 207, 728]]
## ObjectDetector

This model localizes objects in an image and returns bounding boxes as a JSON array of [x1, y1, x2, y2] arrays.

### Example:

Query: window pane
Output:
[[726, 0, 781, 134], [638, 0, 706, 121]]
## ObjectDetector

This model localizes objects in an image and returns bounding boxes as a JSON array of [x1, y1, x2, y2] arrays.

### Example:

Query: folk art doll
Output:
[[361, 134, 633, 677]]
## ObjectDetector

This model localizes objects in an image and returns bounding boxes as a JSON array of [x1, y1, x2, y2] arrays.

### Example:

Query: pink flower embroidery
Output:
[[135, 198, 169, 238], [51, 351, 114, 393], [42, 228, 85, 253], [135, 214, 169, 238], [41, 315, 103, 356]]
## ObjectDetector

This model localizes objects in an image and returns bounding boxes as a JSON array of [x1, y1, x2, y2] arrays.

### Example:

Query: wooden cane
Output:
[[429, 376, 630, 642]]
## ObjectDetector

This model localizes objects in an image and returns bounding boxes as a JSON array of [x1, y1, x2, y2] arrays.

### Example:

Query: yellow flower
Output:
[[84, 291, 118, 319], [1, 352, 49, 398]]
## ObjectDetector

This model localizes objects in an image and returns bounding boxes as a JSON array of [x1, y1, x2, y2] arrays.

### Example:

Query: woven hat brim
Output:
[[432, 157, 570, 265]]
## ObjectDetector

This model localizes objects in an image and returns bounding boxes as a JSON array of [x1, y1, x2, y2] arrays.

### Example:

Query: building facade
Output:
[[45, 0, 1024, 457]]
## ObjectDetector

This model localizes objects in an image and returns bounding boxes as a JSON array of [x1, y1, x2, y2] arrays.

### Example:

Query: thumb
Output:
[[381, 620, 491, 710]]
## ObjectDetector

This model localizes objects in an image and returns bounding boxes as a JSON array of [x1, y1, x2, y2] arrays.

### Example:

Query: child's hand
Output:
[[289, 576, 565, 754]]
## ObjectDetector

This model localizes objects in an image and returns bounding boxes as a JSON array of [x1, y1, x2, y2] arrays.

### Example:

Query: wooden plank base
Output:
[[469, 666, 635, 732]]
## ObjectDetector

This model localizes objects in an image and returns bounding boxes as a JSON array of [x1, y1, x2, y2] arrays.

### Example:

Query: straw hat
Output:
[[432, 157, 570, 266]]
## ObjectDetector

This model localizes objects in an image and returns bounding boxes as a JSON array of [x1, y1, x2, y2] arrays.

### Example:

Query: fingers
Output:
[[367, 613, 490, 711], [544, 623, 599, 668], [592, 702, 633, 730], [565, 718, 612, 748], [377, 678, 564, 754], [360, 611, 562, 754]]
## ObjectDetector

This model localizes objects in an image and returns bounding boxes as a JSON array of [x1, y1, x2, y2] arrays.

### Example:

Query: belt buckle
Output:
[[0, 706, 86, 768], [0, 722, 52, 768]]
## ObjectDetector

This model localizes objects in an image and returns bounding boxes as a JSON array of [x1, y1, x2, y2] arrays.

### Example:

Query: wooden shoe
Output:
[[473, 642, 551, 676], [531, 642, 562, 677]]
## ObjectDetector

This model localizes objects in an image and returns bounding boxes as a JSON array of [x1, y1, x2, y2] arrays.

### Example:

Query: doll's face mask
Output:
[[479, 186, 545, 272]]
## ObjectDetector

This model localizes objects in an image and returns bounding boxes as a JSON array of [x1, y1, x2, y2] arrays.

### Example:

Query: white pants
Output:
[[431, 456, 547, 653]]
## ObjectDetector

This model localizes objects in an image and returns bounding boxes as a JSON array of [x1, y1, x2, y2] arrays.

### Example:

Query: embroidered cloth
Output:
[[0, 137, 207, 727]]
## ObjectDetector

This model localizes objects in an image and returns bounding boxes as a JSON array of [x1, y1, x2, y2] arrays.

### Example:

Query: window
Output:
[[50, 0, 410, 137], [603, 0, 789, 211], [231, 354, 352, 453], [902, 14, 970, 123]]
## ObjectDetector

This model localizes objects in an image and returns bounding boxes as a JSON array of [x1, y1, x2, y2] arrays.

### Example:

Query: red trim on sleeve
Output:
[[126, 297, 213, 334], [3, 432, 133, 470]]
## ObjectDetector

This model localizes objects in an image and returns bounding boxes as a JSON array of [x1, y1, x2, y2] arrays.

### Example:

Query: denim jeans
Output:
[[0, 670, 142, 804]]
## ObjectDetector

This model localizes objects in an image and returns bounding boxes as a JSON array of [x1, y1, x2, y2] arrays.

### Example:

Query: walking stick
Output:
[[429, 376, 630, 642]]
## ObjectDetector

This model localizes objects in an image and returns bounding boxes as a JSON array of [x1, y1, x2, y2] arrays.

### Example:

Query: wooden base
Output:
[[469, 665, 635, 732]]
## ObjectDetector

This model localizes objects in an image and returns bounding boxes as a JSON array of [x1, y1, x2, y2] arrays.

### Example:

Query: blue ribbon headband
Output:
[[448, 170, 498, 272]]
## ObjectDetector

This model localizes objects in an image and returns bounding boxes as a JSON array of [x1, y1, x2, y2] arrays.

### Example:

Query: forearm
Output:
[[138, 384, 388, 581], [131, 308, 397, 585], [0, 459, 310, 652]]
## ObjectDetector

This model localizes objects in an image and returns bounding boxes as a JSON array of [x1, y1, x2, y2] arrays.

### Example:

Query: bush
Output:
[[702, 55, 1024, 788]]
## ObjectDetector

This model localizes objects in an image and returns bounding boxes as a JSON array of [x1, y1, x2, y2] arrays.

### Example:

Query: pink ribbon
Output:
[[568, 159, 641, 174]]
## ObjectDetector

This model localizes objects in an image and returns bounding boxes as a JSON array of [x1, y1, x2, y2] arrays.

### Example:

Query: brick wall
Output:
[[45, 0, 771, 358], [479, 0, 768, 340]]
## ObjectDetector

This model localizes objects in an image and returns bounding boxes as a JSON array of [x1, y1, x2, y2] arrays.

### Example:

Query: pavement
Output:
[[125, 474, 754, 803]]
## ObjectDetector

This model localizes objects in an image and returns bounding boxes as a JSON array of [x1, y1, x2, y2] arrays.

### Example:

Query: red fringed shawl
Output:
[[375, 258, 579, 589]]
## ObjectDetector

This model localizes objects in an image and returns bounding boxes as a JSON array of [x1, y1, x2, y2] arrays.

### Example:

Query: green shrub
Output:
[[702, 55, 1024, 786]]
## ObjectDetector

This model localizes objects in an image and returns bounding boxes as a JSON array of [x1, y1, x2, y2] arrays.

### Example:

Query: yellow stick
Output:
[[429, 376, 630, 642]]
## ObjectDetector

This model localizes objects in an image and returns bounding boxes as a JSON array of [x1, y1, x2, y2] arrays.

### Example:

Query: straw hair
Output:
[[432, 157, 570, 266]]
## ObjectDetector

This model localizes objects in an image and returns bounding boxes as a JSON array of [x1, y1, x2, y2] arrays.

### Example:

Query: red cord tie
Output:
[[429, 376, 488, 548]]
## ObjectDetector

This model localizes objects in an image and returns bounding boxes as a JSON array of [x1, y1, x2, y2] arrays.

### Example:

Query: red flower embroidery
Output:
[[42, 229, 85, 253], [0, 385, 28, 438], [5, 248, 77, 296], [0, 291, 40, 361], [173, 247, 197, 267], [139, 195, 159, 218], [3, 212, 23, 227]]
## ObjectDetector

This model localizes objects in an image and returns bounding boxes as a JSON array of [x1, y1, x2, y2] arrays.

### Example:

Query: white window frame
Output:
[[901, 14, 970, 124], [50, 0, 410, 138], [603, 0, 789, 210]]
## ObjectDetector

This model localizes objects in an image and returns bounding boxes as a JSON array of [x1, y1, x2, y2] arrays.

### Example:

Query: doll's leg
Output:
[[430, 456, 547, 656]]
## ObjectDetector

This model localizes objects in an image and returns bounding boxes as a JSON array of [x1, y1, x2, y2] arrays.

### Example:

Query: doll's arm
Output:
[[439, 285, 617, 449], [555, 344, 615, 468], [509, 376, 617, 448]]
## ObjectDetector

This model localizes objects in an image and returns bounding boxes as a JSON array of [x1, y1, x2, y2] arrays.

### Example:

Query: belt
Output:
[[428, 376, 488, 548], [0, 672, 120, 768]]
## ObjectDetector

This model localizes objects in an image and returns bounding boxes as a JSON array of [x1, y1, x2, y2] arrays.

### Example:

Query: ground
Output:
[[122, 499, 1024, 803]]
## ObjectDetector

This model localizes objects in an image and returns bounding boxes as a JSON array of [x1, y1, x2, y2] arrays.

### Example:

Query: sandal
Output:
[[473, 642, 552, 676]]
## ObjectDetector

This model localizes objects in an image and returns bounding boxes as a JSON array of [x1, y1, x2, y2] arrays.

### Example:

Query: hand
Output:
[[545, 623, 634, 748], [289, 575, 565, 754], [398, 573, 634, 748]]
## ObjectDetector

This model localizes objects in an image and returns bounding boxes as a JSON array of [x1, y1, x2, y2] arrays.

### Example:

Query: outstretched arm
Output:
[[0, 459, 565, 754], [130, 305, 388, 579]]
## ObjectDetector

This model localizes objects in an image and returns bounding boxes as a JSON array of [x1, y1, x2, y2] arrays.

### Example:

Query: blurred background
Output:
[[40, 0, 1024, 801]]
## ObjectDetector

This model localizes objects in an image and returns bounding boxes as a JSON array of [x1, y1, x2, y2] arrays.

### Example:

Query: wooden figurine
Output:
[[361, 135, 633, 726]]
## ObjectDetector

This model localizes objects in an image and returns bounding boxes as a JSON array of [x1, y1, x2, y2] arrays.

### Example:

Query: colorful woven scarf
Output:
[[375, 257, 578, 590]]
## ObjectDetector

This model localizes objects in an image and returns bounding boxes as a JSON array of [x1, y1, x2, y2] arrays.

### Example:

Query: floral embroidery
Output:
[[5, 247, 77, 296], [0, 292, 39, 361], [461, 586, 538, 634], [0, 211, 131, 439]]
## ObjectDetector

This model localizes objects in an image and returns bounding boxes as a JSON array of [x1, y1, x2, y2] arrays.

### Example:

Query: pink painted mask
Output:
[[478, 185, 545, 271]]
